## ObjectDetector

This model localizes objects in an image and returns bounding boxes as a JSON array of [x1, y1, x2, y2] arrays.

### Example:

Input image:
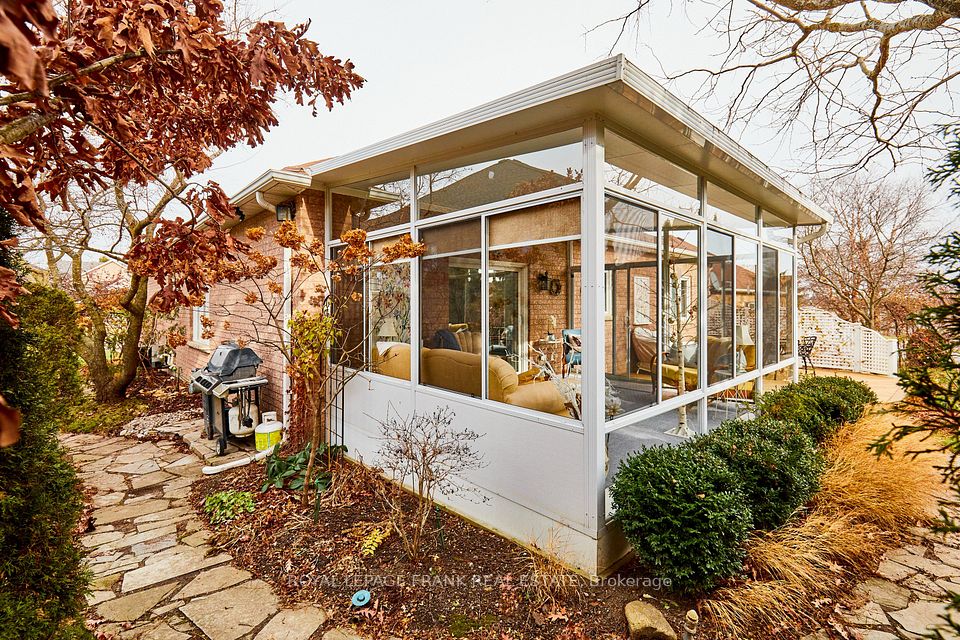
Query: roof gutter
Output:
[[797, 222, 830, 244]]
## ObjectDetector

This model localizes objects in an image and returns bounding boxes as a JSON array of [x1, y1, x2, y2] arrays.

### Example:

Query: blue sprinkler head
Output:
[[351, 589, 371, 608]]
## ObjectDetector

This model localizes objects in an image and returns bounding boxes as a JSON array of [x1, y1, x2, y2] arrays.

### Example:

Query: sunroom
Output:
[[308, 55, 831, 576]]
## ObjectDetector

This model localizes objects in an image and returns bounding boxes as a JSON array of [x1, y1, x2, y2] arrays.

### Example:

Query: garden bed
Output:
[[191, 460, 695, 639], [187, 377, 942, 639]]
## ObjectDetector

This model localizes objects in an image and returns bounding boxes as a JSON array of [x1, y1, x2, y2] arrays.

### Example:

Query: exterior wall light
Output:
[[275, 200, 296, 222]]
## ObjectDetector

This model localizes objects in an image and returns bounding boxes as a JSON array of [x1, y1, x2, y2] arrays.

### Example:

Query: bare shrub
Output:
[[375, 406, 486, 560], [321, 457, 385, 508]]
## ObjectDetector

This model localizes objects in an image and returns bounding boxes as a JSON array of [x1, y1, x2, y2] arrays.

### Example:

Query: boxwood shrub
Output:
[[697, 417, 824, 530], [610, 445, 753, 593], [611, 375, 876, 594], [756, 376, 877, 442]]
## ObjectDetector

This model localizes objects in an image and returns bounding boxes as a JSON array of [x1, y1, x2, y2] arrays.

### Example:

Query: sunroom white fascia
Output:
[[305, 55, 830, 228]]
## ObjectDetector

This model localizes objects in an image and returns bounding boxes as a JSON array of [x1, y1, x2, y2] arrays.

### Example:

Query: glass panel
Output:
[[762, 210, 794, 245], [762, 246, 779, 367], [706, 230, 734, 385], [762, 366, 792, 392], [330, 246, 365, 369], [604, 131, 700, 216], [706, 183, 757, 235], [419, 219, 483, 396], [486, 201, 581, 418], [779, 252, 795, 360], [368, 239, 412, 380], [661, 216, 700, 400], [331, 174, 411, 238], [604, 401, 700, 518], [603, 197, 659, 418], [416, 130, 582, 219], [735, 239, 758, 375], [707, 388, 756, 431]]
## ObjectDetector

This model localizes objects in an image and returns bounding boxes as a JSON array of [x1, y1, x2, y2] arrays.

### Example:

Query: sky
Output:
[[131, 0, 956, 234], [201, 0, 824, 195]]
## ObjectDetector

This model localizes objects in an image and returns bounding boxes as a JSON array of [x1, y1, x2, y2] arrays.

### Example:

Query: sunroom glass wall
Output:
[[415, 131, 582, 220], [419, 219, 483, 397], [661, 217, 701, 401], [603, 197, 659, 418], [706, 229, 734, 385], [368, 234, 413, 381], [486, 198, 581, 418]]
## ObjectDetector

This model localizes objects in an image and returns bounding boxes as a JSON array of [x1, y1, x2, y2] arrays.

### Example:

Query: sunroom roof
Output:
[[306, 55, 830, 227]]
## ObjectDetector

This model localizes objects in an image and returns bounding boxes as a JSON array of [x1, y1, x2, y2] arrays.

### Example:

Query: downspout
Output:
[[255, 191, 293, 429]]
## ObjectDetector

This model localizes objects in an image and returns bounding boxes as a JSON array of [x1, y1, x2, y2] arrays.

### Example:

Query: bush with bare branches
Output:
[[374, 406, 486, 561]]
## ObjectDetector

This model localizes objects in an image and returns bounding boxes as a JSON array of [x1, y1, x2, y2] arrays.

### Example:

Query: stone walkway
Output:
[[61, 428, 359, 640], [801, 528, 960, 639]]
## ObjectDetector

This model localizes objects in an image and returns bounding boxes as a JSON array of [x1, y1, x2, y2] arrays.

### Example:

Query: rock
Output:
[[799, 631, 830, 640], [126, 621, 189, 640], [130, 470, 175, 490], [934, 544, 960, 570], [254, 607, 327, 640], [92, 573, 123, 590], [624, 600, 677, 640], [92, 491, 126, 508], [181, 530, 211, 547], [903, 572, 947, 598], [322, 629, 366, 640], [99, 525, 178, 553], [179, 580, 278, 640], [134, 506, 193, 524], [111, 459, 162, 475], [886, 550, 960, 578], [841, 601, 888, 627], [131, 534, 177, 558], [151, 599, 185, 617], [96, 583, 177, 622], [86, 590, 116, 606], [877, 559, 917, 581], [175, 566, 251, 600], [82, 530, 125, 548], [855, 577, 913, 611], [93, 500, 170, 526], [938, 578, 960, 595], [889, 601, 958, 638], [121, 545, 231, 592], [856, 632, 898, 640]]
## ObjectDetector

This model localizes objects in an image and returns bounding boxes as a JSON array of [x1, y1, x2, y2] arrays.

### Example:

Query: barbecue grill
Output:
[[190, 341, 268, 456]]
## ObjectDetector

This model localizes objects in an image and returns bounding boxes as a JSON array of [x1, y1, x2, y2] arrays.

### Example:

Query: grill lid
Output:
[[205, 341, 262, 377]]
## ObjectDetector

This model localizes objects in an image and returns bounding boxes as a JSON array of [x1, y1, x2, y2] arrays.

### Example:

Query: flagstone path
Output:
[[60, 428, 364, 640], [801, 525, 960, 639]]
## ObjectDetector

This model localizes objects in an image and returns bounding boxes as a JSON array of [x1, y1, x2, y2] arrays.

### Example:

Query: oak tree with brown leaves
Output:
[[0, 0, 363, 435]]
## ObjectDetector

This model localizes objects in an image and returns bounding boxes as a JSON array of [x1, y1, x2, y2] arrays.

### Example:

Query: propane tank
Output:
[[255, 411, 283, 451], [228, 403, 259, 437]]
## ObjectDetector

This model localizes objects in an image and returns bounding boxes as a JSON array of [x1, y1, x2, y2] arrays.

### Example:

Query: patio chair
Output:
[[799, 335, 817, 375], [561, 329, 581, 378]]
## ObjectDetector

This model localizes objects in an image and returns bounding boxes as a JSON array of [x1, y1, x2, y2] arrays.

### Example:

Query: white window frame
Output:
[[192, 293, 210, 345]]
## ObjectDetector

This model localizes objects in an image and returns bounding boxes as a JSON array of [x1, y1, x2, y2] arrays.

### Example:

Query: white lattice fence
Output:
[[798, 307, 899, 376]]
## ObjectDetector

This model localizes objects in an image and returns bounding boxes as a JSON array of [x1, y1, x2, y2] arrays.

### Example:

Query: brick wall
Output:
[[159, 188, 325, 417]]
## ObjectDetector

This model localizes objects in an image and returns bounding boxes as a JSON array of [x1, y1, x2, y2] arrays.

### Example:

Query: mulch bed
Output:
[[190, 458, 697, 639]]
